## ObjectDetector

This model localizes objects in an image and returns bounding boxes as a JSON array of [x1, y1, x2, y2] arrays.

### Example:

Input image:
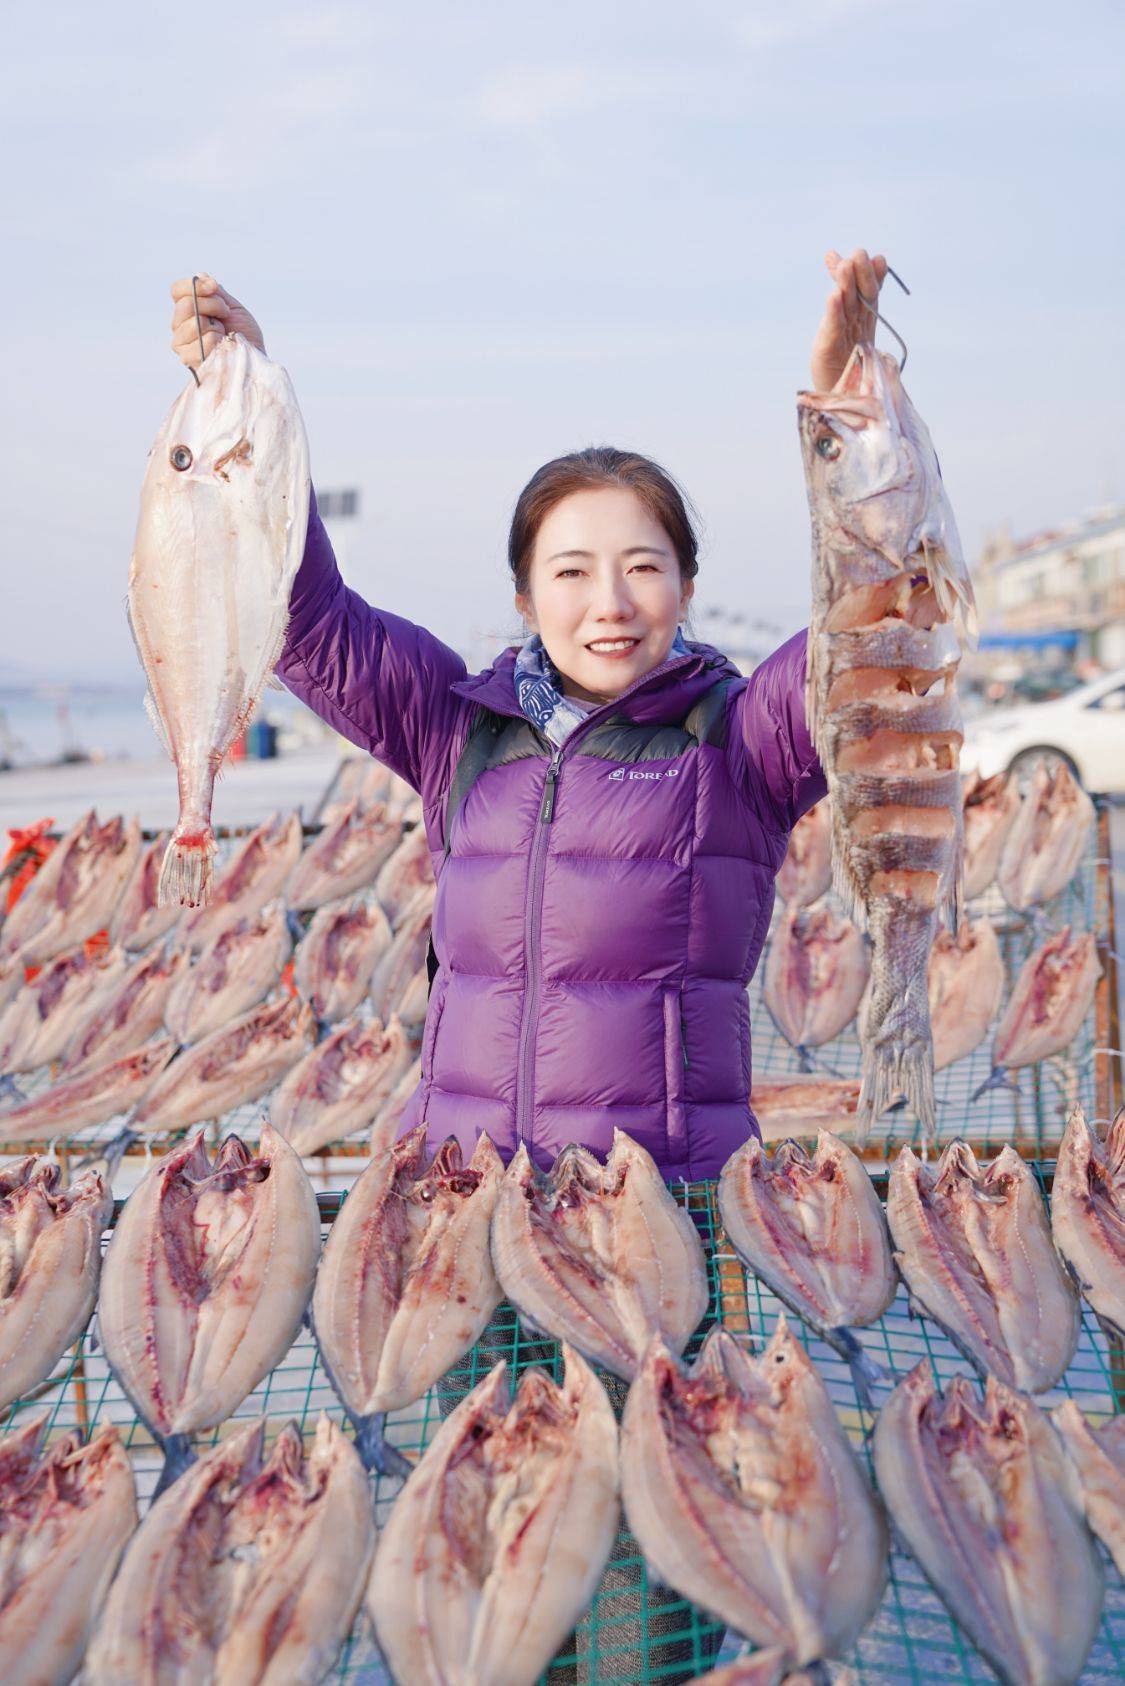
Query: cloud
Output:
[[473, 64, 611, 128], [735, 0, 893, 51]]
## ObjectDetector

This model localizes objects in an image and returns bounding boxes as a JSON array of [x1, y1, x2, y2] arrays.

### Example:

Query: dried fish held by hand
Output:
[[270, 1012, 414, 1155], [491, 1130, 708, 1379], [926, 916, 1004, 1071], [887, 1141, 1079, 1391], [776, 799, 832, 907], [1051, 1102, 1125, 1335], [286, 799, 401, 910], [1053, 1399, 1125, 1578], [98, 1126, 319, 1448], [368, 1348, 619, 1686], [0, 1159, 111, 1411], [799, 344, 975, 1135], [133, 994, 314, 1133], [293, 896, 392, 1023], [622, 1321, 887, 1664], [874, 1365, 1102, 1686], [163, 899, 290, 1044], [998, 759, 1094, 911], [763, 904, 868, 1054], [129, 333, 310, 907], [0, 1416, 137, 1686], [961, 771, 1019, 900], [85, 1415, 373, 1686]]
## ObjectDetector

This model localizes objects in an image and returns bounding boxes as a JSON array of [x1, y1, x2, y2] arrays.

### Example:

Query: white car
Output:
[[960, 667, 1125, 793]]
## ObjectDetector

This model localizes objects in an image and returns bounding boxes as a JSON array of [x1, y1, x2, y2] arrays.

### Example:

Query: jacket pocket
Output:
[[662, 982, 688, 1163], [421, 969, 449, 1095]]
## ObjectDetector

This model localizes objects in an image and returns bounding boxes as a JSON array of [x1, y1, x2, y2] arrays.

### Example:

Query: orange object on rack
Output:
[[2, 818, 56, 915]]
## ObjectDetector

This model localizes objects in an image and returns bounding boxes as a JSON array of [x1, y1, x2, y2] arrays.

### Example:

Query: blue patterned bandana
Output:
[[513, 629, 690, 748]]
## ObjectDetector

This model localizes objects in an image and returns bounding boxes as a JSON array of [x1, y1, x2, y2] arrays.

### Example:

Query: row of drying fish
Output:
[[3, 1112, 1121, 1684], [780, 762, 1095, 916]]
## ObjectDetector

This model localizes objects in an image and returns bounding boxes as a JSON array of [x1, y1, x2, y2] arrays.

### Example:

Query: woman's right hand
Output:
[[169, 275, 266, 367]]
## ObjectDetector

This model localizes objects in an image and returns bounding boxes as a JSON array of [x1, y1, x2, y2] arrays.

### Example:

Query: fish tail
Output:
[[860, 1037, 936, 1142], [152, 1433, 196, 1497], [159, 828, 216, 908], [353, 1412, 413, 1480]]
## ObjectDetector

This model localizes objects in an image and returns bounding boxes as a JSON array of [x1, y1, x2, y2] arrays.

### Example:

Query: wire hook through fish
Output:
[[187, 274, 207, 388], [856, 264, 911, 371]]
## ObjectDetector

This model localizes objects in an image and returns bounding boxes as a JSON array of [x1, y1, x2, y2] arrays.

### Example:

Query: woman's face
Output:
[[516, 486, 694, 703]]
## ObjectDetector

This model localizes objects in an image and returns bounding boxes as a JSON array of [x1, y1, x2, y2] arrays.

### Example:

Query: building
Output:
[[973, 503, 1125, 669]]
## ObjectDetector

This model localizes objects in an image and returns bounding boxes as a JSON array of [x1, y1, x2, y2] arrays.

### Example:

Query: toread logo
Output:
[[607, 766, 680, 783]]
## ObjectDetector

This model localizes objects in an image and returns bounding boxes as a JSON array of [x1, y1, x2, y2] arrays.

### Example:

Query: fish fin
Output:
[[969, 1065, 1019, 1102], [0, 1074, 26, 1106], [152, 1433, 196, 1497], [353, 1413, 413, 1480], [159, 829, 216, 909], [142, 690, 172, 758], [830, 1328, 891, 1411], [860, 1038, 935, 1142], [265, 673, 286, 692]]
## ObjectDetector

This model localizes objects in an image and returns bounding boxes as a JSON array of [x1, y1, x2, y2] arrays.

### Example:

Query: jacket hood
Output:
[[451, 640, 742, 726]]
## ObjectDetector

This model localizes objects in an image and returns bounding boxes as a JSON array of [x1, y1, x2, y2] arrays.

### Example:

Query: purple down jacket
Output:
[[277, 495, 826, 1180]]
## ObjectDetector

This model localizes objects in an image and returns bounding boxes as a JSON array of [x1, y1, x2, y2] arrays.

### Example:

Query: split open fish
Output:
[[763, 904, 868, 1058], [749, 1074, 861, 1142], [164, 899, 290, 1044], [961, 770, 1020, 900], [0, 942, 128, 1075], [368, 1346, 619, 1686], [1053, 1399, 1125, 1578], [294, 896, 392, 1023], [85, 1414, 372, 1686], [0, 1158, 111, 1410], [370, 1055, 421, 1150], [286, 799, 401, 910], [129, 333, 309, 907], [179, 809, 303, 950], [133, 994, 314, 1133], [0, 812, 140, 966], [369, 885, 436, 1022], [323, 757, 400, 821], [998, 759, 1095, 911], [0, 1415, 137, 1686], [873, 1364, 1103, 1686], [0, 1037, 176, 1141], [887, 1141, 1079, 1391], [718, 1132, 895, 1388], [270, 1012, 415, 1155], [1051, 1101, 1125, 1335], [376, 825, 435, 927], [62, 942, 188, 1073], [99, 1126, 318, 1482], [776, 799, 833, 908], [314, 1124, 503, 1471], [395, 962, 430, 1028], [986, 924, 1099, 1083], [109, 828, 183, 949], [491, 1130, 708, 1380], [799, 345, 975, 1136], [926, 916, 1004, 1070], [622, 1320, 887, 1666]]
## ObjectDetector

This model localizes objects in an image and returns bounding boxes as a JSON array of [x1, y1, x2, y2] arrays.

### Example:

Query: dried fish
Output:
[[0, 812, 141, 967], [270, 1012, 414, 1155], [799, 345, 976, 1136], [164, 899, 290, 1043], [763, 904, 868, 1057], [0, 1037, 176, 1141], [109, 828, 182, 949], [987, 924, 1099, 1081], [179, 810, 302, 952], [926, 916, 1004, 1070], [0, 942, 128, 1075], [749, 1074, 861, 1142], [1051, 1102, 1125, 1335], [873, 1364, 1102, 1686], [0, 1159, 111, 1410], [85, 1415, 373, 1685], [998, 760, 1094, 911], [491, 1130, 708, 1380], [718, 1132, 896, 1379], [396, 961, 430, 1028], [99, 1127, 318, 1474], [286, 799, 401, 910], [293, 896, 392, 1023], [376, 825, 435, 927], [961, 771, 1019, 900], [369, 885, 435, 1022], [887, 1142, 1079, 1391], [0, 1415, 136, 1686], [314, 1125, 503, 1469], [622, 1320, 887, 1665], [776, 798, 832, 908], [322, 757, 394, 822], [368, 1347, 619, 1686], [133, 994, 314, 1133], [62, 943, 188, 1073], [1052, 1399, 1125, 1577], [370, 1055, 421, 1151]]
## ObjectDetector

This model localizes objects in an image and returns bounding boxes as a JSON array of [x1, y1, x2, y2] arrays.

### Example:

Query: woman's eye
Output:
[[170, 445, 193, 471], [816, 435, 840, 461]]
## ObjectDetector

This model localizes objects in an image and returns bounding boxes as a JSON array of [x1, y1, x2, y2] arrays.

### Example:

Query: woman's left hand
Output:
[[809, 247, 888, 391]]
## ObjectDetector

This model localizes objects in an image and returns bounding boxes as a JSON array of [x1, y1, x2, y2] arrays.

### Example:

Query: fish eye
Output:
[[816, 435, 841, 461], [170, 445, 193, 472]]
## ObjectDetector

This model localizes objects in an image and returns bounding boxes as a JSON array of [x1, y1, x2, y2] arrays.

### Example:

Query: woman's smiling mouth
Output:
[[586, 638, 641, 655]]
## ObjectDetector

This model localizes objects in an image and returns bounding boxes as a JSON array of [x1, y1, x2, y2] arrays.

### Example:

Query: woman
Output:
[[169, 250, 886, 1185]]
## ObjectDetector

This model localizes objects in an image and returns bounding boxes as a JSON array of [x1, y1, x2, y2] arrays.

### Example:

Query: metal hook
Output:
[[187, 274, 207, 388], [856, 263, 911, 372]]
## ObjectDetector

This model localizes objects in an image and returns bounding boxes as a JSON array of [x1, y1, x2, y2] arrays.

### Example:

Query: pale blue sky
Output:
[[3, 0, 1123, 680]]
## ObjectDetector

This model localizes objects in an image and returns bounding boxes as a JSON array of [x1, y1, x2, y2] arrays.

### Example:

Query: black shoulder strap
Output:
[[682, 676, 736, 749], [442, 706, 503, 860]]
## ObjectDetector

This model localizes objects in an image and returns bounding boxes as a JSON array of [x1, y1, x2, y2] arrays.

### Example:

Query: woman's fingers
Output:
[[170, 273, 221, 303], [171, 292, 230, 330]]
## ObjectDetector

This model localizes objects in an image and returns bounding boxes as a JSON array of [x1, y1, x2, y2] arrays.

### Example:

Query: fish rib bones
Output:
[[134, 993, 314, 1133], [270, 1012, 414, 1155], [991, 924, 1099, 1072], [763, 903, 868, 1052], [286, 799, 401, 910], [163, 899, 290, 1044], [293, 896, 392, 1023]]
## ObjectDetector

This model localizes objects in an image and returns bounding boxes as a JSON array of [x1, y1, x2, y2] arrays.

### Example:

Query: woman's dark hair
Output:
[[508, 446, 700, 594]]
